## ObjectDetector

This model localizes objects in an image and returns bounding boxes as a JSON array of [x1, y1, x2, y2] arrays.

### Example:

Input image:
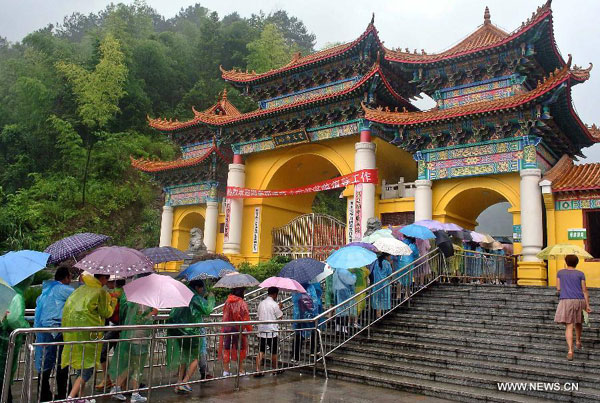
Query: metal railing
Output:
[[447, 250, 516, 284], [4, 249, 448, 402]]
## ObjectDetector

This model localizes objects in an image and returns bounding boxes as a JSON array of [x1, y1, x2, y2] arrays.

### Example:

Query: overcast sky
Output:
[[2, 0, 599, 162]]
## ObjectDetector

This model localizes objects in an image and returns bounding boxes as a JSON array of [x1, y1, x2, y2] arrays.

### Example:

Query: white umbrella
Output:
[[312, 265, 334, 283], [373, 238, 412, 256]]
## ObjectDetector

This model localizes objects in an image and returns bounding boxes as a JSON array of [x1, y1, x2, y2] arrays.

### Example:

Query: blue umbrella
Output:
[[399, 224, 435, 240], [45, 232, 110, 265], [279, 258, 325, 284], [0, 250, 50, 286], [178, 259, 236, 280], [326, 246, 377, 269]]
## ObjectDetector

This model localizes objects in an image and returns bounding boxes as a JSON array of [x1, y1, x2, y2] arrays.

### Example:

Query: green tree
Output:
[[246, 23, 294, 73], [55, 34, 128, 205]]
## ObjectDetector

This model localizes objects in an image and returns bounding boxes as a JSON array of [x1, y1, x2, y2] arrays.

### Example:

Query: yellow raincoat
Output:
[[61, 275, 116, 370]]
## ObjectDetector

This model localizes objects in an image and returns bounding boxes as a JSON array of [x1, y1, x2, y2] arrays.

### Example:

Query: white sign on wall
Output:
[[347, 199, 354, 243], [252, 207, 261, 253]]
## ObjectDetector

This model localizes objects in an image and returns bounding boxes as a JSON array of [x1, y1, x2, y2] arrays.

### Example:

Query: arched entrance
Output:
[[433, 175, 520, 232], [246, 141, 354, 261], [172, 208, 205, 252]]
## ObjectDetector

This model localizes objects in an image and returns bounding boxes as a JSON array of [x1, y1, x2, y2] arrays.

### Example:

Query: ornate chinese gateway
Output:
[[133, 1, 600, 286]]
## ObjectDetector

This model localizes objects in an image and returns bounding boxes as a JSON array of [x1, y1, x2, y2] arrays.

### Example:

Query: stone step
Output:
[[411, 299, 564, 316], [395, 306, 572, 325], [387, 313, 600, 338], [411, 298, 583, 312], [340, 336, 600, 373], [432, 284, 600, 296], [377, 321, 600, 345], [326, 354, 599, 402], [321, 364, 552, 403], [366, 328, 600, 360], [337, 342, 600, 387]]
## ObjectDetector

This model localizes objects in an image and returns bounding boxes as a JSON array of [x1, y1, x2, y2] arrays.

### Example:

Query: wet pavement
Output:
[[126, 372, 451, 402]]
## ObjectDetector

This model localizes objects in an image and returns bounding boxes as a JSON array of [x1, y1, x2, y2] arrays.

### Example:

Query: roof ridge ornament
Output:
[[484, 6, 491, 25], [370, 13, 375, 26]]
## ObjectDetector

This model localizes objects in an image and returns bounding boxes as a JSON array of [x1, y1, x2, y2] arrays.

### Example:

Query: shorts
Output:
[[259, 337, 278, 353], [74, 367, 94, 382]]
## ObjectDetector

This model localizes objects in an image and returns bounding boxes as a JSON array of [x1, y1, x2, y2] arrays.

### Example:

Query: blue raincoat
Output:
[[34, 280, 74, 372], [332, 268, 356, 316], [292, 283, 316, 337], [396, 239, 419, 286], [372, 259, 392, 310]]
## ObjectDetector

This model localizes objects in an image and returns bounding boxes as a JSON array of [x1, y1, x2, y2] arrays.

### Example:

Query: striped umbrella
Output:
[[141, 246, 188, 264]]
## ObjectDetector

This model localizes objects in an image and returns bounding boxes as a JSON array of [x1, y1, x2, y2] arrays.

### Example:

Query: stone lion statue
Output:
[[187, 227, 207, 254], [363, 217, 382, 237]]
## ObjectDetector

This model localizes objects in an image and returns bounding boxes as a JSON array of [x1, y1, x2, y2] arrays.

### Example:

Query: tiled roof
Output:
[[148, 62, 411, 132], [148, 89, 240, 131], [201, 88, 241, 116], [543, 154, 600, 192], [131, 144, 231, 173], [363, 64, 586, 126], [384, 2, 554, 64], [220, 22, 380, 83]]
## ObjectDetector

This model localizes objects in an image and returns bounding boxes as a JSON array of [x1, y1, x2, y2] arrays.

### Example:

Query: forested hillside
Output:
[[0, 2, 315, 253]]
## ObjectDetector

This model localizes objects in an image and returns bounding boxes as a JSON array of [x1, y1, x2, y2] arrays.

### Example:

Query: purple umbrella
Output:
[[346, 242, 378, 252], [442, 223, 463, 232], [141, 246, 188, 264], [74, 246, 154, 277], [414, 220, 446, 231], [45, 233, 110, 265]]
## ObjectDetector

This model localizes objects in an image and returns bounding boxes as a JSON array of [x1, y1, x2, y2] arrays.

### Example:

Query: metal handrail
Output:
[[7, 249, 449, 402]]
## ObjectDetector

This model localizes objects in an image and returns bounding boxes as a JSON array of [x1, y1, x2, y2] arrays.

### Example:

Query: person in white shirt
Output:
[[255, 287, 283, 376]]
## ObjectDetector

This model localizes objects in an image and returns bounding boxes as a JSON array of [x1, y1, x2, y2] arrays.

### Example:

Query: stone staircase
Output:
[[323, 283, 600, 402]]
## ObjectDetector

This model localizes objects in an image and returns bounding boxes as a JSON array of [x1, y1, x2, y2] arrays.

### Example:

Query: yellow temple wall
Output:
[[545, 207, 600, 287]]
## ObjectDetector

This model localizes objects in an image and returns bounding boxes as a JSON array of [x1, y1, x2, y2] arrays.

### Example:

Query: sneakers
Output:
[[222, 370, 231, 376], [110, 386, 126, 401], [174, 384, 193, 394], [130, 392, 147, 402], [67, 398, 96, 403]]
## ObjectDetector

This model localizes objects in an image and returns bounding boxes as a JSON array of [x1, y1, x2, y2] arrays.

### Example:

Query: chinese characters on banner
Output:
[[353, 184, 363, 241], [223, 199, 232, 242], [347, 199, 355, 243], [226, 169, 378, 198], [252, 207, 261, 252]]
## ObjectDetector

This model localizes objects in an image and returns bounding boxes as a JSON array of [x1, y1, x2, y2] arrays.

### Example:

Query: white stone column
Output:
[[223, 156, 245, 254], [159, 205, 174, 247], [520, 168, 543, 261], [354, 128, 376, 240], [203, 201, 219, 253], [414, 180, 433, 221]]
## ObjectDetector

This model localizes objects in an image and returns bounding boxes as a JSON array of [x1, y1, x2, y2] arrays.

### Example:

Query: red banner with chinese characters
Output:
[[226, 169, 378, 198]]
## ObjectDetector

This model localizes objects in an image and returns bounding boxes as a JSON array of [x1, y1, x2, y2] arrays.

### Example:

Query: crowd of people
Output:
[[4, 235, 588, 403]]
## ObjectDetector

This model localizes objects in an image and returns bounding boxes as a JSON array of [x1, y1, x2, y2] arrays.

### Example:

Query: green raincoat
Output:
[[166, 289, 215, 369], [108, 301, 154, 382], [0, 279, 31, 382], [61, 275, 116, 370]]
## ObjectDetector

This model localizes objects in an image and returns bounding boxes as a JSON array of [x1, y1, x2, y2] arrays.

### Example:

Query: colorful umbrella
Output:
[[74, 246, 154, 277], [259, 276, 306, 293], [536, 244, 593, 260], [326, 246, 377, 269], [0, 278, 16, 321], [400, 224, 435, 240], [45, 233, 110, 265], [141, 246, 188, 264], [442, 223, 463, 232], [123, 273, 194, 309], [414, 220, 446, 231], [0, 250, 50, 286], [279, 258, 325, 284], [362, 228, 395, 244], [178, 259, 236, 280], [213, 273, 259, 289], [346, 242, 378, 252], [372, 238, 412, 256]]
